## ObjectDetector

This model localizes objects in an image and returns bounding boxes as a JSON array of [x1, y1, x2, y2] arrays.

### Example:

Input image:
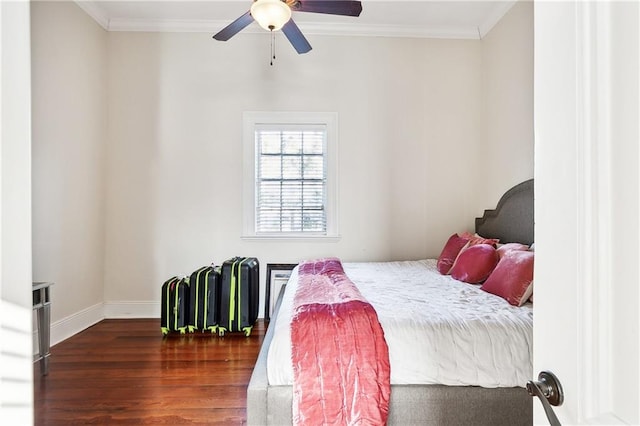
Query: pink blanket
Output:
[[291, 258, 391, 425]]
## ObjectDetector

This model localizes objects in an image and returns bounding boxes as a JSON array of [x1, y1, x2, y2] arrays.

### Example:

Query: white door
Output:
[[534, 1, 639, 424], [0, 1, 34, 423]]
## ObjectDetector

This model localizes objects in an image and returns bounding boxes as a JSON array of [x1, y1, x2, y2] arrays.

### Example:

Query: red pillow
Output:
[[436, 234, 470, 275], [449, 244, 499, 284], [496, 243, 530, 258], [481, 250, 534, 306]]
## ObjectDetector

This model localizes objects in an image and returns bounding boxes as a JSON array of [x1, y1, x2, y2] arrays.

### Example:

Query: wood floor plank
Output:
[[34, 319, 267, 425]]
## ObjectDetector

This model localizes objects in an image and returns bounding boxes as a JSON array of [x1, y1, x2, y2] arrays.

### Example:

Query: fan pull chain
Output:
[[270, 30, 276, 66]]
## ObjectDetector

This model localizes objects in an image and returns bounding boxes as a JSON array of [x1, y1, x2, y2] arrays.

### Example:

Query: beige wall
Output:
[[31, 1, 108, 327], [104, 32, 484, 311], [30, 1, 533, 325], [481, 0, 534, 208]]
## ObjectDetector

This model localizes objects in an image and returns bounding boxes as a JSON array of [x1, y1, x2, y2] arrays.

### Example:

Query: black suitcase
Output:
[[219, 257, 259, 336], [188, 265, 221, 334], [160, 276, 190, 335]]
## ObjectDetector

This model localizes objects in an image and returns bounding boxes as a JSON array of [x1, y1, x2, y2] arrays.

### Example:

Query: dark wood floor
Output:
[[34, 319, 267, 425]]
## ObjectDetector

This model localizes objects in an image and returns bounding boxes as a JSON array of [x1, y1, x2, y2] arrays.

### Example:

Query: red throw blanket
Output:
[[291, 258, 391, 425]]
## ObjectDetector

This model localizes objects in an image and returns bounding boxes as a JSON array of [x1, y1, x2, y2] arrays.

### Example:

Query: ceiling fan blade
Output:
[[293, 0, 362, 17], [213, 11, 254, 41], [282, 19, 312, 54]]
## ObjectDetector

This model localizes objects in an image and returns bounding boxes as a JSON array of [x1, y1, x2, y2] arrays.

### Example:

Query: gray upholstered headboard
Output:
[[475, 179, 534, 246]]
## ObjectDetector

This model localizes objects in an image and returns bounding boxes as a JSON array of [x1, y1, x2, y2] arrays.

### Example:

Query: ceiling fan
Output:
[[213, 0, 363, 54]]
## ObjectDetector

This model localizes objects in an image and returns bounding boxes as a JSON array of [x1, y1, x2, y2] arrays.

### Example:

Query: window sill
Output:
[[241, 234, 342, 243]]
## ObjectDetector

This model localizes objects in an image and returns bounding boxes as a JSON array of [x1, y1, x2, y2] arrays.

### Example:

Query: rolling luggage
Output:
[[219, 257, 259, 336], [161, 276, 190, 335], [188, 265, 221, 333]]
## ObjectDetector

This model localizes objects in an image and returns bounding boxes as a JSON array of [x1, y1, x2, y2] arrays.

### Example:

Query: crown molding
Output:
[[74, 0, 109, 30], [107, 18, 225, 33], [107, 18, 482, 40], [76, 0, 518, 40], [477, 0, 517, 39], [298, 22, 480, 40]]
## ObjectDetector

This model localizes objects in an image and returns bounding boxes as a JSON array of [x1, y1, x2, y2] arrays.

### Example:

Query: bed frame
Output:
[[476, 179, 534, 246], [247, 179, 534, 425]]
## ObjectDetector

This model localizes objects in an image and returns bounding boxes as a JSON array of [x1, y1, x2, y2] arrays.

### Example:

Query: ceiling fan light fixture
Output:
[[250, 0, 292, 31]]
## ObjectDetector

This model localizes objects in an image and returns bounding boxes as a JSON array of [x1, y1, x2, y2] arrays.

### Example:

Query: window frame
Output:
[[242, 111, 339, 241]]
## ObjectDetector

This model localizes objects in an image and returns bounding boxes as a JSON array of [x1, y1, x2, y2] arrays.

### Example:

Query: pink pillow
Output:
[[481, 250, 534, 306], [459, 232, 499, 248], [450, 244, 499, 284], [496, 243, 530, 258], [436, 234, 470, 275]]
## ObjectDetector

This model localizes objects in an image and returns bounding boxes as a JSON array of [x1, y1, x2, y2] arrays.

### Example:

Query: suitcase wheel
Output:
[[207, 326, 218, 334], [161, 327, 169, 336], [242, 326, 253, 337], [218, 327, 226, 337], [178, 327, 187, 335]]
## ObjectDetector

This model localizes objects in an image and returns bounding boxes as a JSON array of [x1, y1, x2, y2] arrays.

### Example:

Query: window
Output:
[[255, 125, 326, 233], [243, 112, 338, 240]]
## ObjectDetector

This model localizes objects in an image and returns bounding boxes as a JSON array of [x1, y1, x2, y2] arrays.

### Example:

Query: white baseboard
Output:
[[51, 302, 104, 346], [103, 301, 266, 319], [104, 301, 159, 319], [32, 299, 261, 355], [33, 302, 104, 355], [33, 301, 159, 355]]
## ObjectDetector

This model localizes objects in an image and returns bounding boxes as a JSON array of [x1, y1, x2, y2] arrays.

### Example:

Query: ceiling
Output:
[[75, 1, 517, 39]]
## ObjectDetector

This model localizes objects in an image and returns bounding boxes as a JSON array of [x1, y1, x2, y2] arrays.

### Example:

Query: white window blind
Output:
[[255, 125, 327, 234]]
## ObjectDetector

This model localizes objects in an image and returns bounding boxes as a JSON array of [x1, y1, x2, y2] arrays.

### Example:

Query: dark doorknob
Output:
[[526, 370, 564, 426]]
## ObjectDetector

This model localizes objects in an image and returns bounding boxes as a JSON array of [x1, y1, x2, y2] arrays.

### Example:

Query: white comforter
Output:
[[267, 259, 533, 388]]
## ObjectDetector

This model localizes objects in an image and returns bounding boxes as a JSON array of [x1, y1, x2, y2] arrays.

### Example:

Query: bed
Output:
[[248, 179, 534, 425]]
